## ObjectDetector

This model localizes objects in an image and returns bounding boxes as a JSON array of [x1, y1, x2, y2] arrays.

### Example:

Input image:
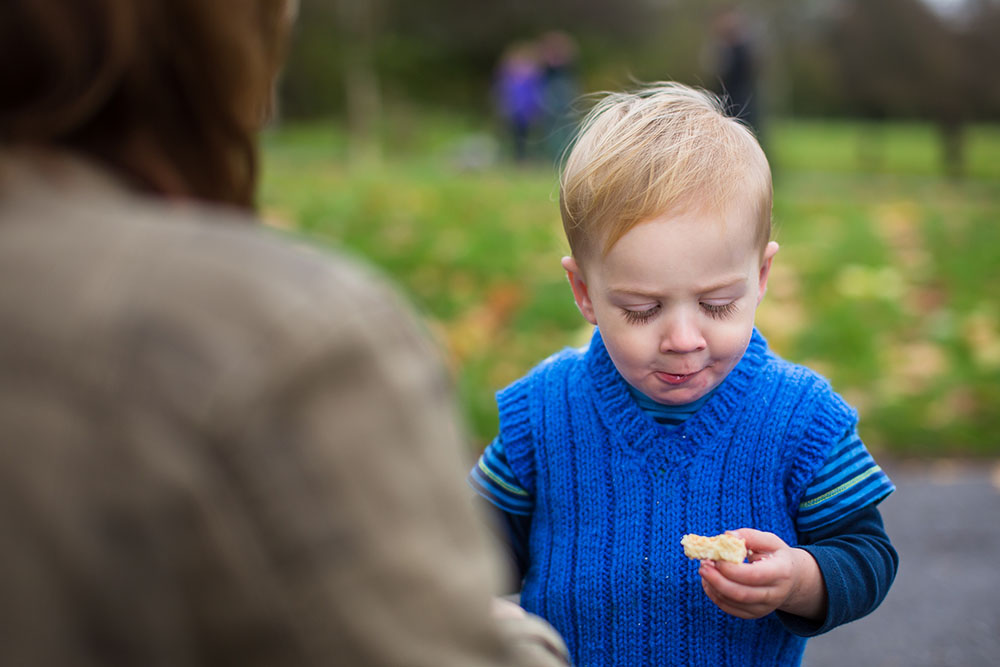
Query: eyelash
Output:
[[621, 301, 738, 324], [622, 306, 659, 325], [702, 302, 739, 319]]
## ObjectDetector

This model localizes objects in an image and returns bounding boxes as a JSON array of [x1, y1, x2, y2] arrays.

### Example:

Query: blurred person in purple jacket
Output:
[[495, 42, 545, 162]]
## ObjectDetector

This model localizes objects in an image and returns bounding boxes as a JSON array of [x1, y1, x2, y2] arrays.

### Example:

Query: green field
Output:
[[260, 118, 1000, 458]]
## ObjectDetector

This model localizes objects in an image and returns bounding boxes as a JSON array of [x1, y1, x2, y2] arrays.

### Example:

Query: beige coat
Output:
[[0, 152, 567, 666]]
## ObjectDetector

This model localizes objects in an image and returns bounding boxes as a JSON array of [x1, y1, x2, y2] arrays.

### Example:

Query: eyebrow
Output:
[[697, 276, 748, 294], [609, 276, 747, 298]]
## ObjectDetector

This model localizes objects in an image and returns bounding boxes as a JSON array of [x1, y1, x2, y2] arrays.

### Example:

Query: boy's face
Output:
[[563, 205, 779, 406]]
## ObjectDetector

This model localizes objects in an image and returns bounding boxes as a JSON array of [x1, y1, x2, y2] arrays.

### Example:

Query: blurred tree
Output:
[[280, 0, 383, 163], [964, 0, 1000, 118], [338, 0, 383, 164], [827, 0, 988, 179], [281, 1, 345, 119], [280, 0, 657, 118], [277, 0, 1000, 149]]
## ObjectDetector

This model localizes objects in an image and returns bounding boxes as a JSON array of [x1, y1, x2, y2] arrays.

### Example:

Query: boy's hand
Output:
[[696, 528, 827, 621]]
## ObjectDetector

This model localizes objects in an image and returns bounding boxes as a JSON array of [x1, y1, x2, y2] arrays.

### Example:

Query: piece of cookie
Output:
[[681, 532, 747, 563]]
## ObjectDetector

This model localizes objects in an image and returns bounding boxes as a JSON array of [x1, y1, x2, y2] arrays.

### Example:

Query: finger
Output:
[[700, 560, 763, 601], [718, 554, 796, 591], [702, 559, 788, 611], [701, 578, 764, 620], [727, 528, 788, 555], [713, 557, 785, 587]]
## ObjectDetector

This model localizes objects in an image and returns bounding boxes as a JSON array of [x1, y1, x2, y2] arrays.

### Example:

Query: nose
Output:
[[659, 309, 706, 354]]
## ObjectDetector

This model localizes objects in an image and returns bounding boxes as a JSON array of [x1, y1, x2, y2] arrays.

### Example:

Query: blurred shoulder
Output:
[[0, 151, 443, 414], [1, 150, 399, 313], [128, 192, 439, 389]]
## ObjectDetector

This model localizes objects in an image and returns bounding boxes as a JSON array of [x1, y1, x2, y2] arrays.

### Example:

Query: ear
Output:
[[561, 256, 598, 325], [756, 242, 779, 305]]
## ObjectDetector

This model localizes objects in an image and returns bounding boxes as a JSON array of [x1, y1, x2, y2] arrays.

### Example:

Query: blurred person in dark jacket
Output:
[[0, 1, 568, 665], [711, 6, 763, 139], [538, 31, 581, 165]]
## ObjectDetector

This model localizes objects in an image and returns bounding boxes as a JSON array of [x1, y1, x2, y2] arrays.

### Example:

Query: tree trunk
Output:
[[938, 117, 964, 181], [337, 0, 382, 166], [857, 119, 885, 172]]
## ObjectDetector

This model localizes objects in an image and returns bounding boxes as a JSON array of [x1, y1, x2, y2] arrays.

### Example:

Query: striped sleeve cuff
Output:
[[467, 437, 534, 516], [796, 429, 895, 533]]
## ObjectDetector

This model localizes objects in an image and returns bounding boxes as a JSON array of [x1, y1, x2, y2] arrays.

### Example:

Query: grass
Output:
[[259, 117, 1000, 459]]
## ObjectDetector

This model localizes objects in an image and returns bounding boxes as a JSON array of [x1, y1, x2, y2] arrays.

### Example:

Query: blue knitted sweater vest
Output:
[[497, 328, 856, 667]]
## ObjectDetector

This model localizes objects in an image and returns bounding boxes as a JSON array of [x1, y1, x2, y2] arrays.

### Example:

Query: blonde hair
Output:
[[559, 82, 772, 261]]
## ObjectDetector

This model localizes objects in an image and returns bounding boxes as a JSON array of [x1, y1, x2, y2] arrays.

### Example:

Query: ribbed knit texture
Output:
[[497, 328, 857, 667]]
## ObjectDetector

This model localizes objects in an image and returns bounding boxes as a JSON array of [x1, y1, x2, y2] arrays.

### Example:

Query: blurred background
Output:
[[259, 0, 1000, 461]]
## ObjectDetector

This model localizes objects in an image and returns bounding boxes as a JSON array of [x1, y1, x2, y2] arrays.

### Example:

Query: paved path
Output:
[[803, 459, 1000, 666]]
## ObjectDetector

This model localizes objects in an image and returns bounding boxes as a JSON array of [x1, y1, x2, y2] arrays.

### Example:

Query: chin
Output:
[[651, 386, 706, 406]]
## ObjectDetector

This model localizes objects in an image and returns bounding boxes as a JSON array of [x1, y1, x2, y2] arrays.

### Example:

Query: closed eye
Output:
[[702, 302, 738, 319], [622, 305, 660, 325]]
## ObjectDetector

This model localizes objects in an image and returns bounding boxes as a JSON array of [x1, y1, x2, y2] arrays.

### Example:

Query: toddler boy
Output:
[[469, 83, 898, 666]]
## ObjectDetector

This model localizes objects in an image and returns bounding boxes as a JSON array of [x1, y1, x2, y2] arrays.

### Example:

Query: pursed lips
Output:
[[654, 368, 702, 384]]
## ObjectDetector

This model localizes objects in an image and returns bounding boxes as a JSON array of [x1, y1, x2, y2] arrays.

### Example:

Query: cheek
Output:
[[599, 322, 652, 368], [705, 313, 756, 356]]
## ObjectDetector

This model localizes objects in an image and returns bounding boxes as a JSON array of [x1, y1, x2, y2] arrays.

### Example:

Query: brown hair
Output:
[[0, 0, 292, 209], [560, 82, 772, 262]]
